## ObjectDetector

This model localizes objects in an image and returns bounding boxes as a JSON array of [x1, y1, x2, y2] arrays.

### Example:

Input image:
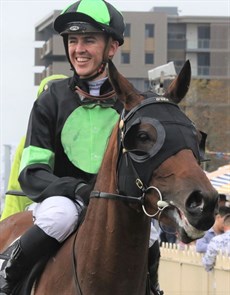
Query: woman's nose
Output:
[[75, 42, 86, 53]]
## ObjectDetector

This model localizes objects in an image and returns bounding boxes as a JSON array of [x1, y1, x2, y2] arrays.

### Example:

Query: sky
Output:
[[0, 0, 230, 149]]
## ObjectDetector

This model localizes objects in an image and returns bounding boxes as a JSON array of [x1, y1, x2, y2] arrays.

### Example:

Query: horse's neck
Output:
[[77, 199, 150, 294], [94, 123, 119, 193], [75, 125, 151, 294]]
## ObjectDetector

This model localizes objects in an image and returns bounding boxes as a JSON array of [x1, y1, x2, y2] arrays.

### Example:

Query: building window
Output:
[[198, 25, 210, 48], [145, 53, 154, 64], [168, 24, 186, 39], [198, 25, 210, 39], [144, 79, 150, 91], [124, 23, 130, 37], [168, 24, 186, 50], [121, 52, 130, 64], [198, 53, 210, 65], [198, 53, 210, 75], [145, 24, 154, 38]]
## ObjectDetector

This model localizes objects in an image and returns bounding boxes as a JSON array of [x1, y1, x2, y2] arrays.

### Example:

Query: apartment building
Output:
[[34, 7, 230, 91]]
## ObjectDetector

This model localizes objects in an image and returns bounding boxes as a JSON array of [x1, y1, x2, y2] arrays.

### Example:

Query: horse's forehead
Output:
[[128, 102, 199, 153], [126, 100, 190, 125]]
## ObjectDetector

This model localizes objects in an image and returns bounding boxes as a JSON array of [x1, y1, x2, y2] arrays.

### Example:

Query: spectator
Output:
[[202, 213, 230, 271], [196, 206, 230, 253], [219, 194, 227, 207], [159, 227, 177, 245]]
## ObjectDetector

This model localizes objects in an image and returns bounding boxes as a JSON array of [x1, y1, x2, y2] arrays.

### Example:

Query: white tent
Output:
[[206, 164, 230, 196]]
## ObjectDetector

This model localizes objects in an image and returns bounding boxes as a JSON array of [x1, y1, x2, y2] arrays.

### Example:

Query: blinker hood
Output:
[[117, 97, 206, 197]]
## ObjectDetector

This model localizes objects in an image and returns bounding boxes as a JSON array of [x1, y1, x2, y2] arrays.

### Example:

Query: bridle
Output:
[[90, 95, 206, 215], [90, 185, 169, 218]]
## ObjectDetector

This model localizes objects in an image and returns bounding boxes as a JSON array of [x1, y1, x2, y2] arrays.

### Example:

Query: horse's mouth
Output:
[[160, 206, 205, 244], [174, 209, 205, 243]]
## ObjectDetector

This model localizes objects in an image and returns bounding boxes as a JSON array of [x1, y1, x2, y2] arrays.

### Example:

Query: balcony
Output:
[[198, 66, 210, 76], [168, 39, 186, 50], [195, 66, 229, 78], [187, 39, 229, 52], [40, 39, 52, 58], [198, 39, 210, 49], [187, 39, 210, 52]]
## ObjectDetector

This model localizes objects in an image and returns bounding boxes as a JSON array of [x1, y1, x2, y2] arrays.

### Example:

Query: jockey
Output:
[[0, 1, 163, 294]]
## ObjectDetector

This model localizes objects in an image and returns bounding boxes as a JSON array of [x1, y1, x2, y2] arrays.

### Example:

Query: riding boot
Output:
[[0, 225, 60, 295], [148, 241, 164, 295]]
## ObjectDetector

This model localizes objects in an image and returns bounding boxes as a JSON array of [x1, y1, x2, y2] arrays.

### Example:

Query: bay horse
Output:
[[0, 60, 218, 295]]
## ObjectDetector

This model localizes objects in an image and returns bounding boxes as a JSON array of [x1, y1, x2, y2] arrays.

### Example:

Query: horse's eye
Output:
[[137, 131, 150, 142], [135, 129, 157, 152], [124, 123, 158, 152]]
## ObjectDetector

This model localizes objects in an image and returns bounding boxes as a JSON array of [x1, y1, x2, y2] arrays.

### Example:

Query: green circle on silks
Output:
[[61, 105, 119, 173]]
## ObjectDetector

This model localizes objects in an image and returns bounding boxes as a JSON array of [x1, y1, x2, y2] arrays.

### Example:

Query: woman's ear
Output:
[[108, 40, 119, 59]]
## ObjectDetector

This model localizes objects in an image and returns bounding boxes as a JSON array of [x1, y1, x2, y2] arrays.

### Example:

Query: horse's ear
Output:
[[108, 59, 143, 110], [165, 60, 191, 103]]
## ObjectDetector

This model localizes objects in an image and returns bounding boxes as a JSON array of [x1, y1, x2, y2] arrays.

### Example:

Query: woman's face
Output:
[[68, 33, 118, 80]]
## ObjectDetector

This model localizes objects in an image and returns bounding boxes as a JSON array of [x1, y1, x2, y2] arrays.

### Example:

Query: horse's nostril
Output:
[[186, 191, 204, 214]]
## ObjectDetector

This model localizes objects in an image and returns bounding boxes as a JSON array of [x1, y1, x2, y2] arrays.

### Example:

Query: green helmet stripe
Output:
[[61, 1, 76, 14], [77, 0, 110, 25], [20, 146, 55, 173]]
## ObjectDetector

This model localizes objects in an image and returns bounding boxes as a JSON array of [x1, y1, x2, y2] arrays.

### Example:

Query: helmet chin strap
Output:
[[79, 61, 107, 82]]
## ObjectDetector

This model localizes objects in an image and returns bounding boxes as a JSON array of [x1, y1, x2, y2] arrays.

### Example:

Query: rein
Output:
[[72, 229, 83, 295], [90, 185, 169, 218]]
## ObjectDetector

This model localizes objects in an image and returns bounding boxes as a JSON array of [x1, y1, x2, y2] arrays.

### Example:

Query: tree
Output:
[[181, 79, 230, 171]]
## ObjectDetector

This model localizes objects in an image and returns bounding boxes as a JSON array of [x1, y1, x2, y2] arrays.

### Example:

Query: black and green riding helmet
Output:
[[54, 0, 125, 46]]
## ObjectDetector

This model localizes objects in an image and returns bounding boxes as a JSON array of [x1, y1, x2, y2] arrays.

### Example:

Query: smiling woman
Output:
[[67, 33, 119, 79], [53, 0, 124, 81]]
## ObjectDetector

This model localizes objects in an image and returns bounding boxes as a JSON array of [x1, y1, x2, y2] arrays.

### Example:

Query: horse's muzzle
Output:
[[185, 190, 219, 231]]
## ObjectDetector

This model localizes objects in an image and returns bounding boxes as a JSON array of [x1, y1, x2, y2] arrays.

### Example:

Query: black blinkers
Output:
[[117, 97, 207, 197]]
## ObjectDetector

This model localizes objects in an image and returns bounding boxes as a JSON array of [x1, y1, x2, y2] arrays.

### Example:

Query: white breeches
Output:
[[28, 196, 83, 242], [28, 196, 159, 245]]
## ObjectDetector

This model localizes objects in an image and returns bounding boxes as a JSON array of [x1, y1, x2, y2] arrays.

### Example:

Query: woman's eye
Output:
[[85, 38, 95, 43], [68, 39, 76, 44]]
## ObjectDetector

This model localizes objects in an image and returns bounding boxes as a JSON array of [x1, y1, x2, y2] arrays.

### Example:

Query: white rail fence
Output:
[[159, 243, 230, 295]]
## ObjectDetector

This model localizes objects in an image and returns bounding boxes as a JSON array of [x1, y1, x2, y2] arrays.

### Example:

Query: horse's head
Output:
[[108, 60, 218, 243]]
